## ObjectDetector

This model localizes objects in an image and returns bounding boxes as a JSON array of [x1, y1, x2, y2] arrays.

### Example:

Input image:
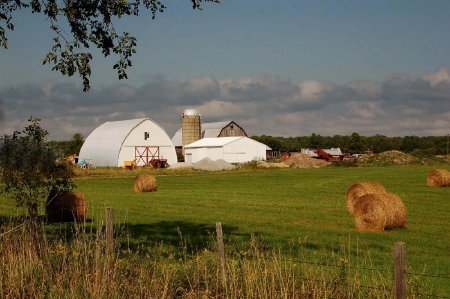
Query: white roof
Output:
[[184, 136, 244, 148], [324, 148, 343, 155], [184, 136, 271, 150], [183, 108, 201, 116], [171, 120, 232, 147]]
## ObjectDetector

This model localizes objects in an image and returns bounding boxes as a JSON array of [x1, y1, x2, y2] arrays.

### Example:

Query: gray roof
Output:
[[171, 121, 233, 147]]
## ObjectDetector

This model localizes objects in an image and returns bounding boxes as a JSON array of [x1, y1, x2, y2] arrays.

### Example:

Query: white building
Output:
[[79, 118, 177, 167], [183, 137, 269, 164]]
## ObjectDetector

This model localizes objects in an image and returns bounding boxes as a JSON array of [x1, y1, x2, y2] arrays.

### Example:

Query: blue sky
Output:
[[1, 0, 450, 140]]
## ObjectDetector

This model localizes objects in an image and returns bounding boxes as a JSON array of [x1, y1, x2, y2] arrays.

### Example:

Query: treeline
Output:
[[51, 133, 84, 157], [52, 132, 449, 157], [252, 133, 449, 156]]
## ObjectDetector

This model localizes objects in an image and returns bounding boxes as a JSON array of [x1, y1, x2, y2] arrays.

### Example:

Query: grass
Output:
[[1, 165, 450, 297]]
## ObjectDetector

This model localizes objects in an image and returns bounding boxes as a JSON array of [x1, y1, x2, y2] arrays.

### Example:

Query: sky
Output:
[[1, 0, 450, 140]]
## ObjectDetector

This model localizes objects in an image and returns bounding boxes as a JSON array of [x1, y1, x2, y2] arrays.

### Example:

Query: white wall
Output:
[[184, 137, 266, 164], [185, 147, 223, 163], [223, 138, 266, 163], [118, 119, 177, 167]]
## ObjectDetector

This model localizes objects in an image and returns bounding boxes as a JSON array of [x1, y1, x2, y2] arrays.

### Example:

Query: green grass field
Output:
[[1, 165, 449, 295]]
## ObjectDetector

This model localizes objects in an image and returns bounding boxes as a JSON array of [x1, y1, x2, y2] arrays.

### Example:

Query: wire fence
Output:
[[235, 253, 450, 298], [1, 207, 450, 299]]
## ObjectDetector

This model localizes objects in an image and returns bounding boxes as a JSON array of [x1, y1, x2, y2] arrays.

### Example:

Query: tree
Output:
[[308, 133, 323, 149], [0, 0, 219, 91], [0, 118, 74, 226], [347, 132, 364, 154]]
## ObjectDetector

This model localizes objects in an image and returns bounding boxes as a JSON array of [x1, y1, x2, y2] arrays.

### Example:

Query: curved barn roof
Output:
[[79, 118, 174, 167]]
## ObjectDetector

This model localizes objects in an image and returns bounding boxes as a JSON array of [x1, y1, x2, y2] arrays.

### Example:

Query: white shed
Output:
[[79, 118, 177, 167], [183, 137, 269, 164]]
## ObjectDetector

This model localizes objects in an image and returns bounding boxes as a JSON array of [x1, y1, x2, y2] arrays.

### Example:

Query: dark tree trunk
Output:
[[28, 203, 42, 256]]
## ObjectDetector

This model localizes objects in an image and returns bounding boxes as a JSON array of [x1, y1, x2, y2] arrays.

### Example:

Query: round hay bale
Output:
[[346, 182, 387, 214], [46, 191, 87, 222], [383, 193, 407, 229], [426, 169, 450, 187], [134, 174, 157, 192], [353, 193, 406, 232], [353, 194, 387, 232]]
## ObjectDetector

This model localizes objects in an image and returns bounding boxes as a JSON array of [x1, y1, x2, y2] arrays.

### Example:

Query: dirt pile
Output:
[[192, 158, 236, 171], [356, 150, 419, 166], [283, 153, 331, 168], [257, 161, 289, 168]]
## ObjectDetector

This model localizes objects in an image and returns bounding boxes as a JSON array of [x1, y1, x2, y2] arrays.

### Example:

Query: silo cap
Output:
[[183, 108, 201, 116]]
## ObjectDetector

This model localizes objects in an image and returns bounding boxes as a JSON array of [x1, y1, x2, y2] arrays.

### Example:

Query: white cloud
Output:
[[297, 80, 331, 101], [422, 67, 450, 86], [1, 68, 449, 140]]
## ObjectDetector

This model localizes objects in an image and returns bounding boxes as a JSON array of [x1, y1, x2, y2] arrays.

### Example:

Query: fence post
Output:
[[105, 207, 114, 253], [216, 222, 227, 285], [394, 242, 407, 299]]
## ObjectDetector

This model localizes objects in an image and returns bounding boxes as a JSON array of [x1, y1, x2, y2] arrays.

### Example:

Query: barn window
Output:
[[144, 132, 150, 140]]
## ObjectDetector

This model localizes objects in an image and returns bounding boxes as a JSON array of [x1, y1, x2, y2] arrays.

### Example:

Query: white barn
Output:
[[183, 137, 269, 164], [79, 118, 177, 167]]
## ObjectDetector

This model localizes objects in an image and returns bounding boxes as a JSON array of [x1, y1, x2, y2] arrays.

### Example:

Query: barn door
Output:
[[135, 146, 160, 166]]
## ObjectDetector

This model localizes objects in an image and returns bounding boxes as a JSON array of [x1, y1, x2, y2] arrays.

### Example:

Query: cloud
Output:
[[1, 67, 449, 140], [422, 67, 450, 86]]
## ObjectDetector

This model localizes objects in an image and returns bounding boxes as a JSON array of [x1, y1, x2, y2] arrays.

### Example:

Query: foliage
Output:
[[0, 0, 219, 91], [252, 133, 450, 156], [52, 133, 85, 156], [0, 118, 74, 221]]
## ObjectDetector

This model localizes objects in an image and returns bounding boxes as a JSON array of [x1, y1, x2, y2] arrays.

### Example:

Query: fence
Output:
[[1, 207, 449, 298], [213, 224, 450, 299], [96, 209, 450, 299]]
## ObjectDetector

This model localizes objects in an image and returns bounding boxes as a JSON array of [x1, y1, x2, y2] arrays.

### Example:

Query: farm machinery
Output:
[[313, 148, 344, 162]]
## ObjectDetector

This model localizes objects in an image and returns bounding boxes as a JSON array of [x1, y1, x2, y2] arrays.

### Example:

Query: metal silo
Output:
[[182, 109, 202, 150]]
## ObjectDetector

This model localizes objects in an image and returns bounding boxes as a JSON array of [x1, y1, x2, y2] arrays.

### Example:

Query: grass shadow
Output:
[[121, 221, 247, 252]]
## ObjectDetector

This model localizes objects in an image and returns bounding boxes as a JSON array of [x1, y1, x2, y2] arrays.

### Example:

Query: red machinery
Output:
[[314, 148, 344, 162], [135, 146, 168, 168]]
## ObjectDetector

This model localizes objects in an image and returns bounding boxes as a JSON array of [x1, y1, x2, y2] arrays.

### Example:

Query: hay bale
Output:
[[426, 169, 450, 187], [46, 191, 87, 222], [384, 193, 407, 229], [353, 193, 406, 232], [134, 174, 157, 192], [346, 182, 387, 213], [353, 195, 387, 232]]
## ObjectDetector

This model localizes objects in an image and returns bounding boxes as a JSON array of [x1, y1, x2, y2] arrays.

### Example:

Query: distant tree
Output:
[[252, 135, 282, 150], [0, 118, 74, 239], [308, 133, 323, 149], [347, 132, 364, 154], [0, 0, 219, 91], [252, 133, 448, 157], [68, 133, 84, 155], [50, 133, 84, 156]]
